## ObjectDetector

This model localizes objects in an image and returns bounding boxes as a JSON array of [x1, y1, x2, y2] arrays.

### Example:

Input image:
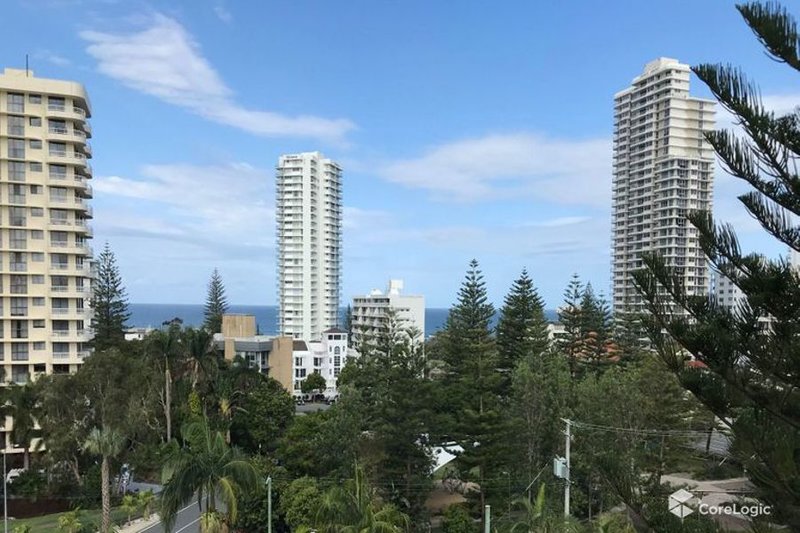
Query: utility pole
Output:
[[563, 418, 571, 518], [3, 446, 7, 533], [267, 476, 272, 533], [484, 505, 491, 533]]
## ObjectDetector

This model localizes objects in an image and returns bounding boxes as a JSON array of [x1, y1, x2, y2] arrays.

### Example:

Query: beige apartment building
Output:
[[0, 68, 94, 388], [612, 58, 715, 314]]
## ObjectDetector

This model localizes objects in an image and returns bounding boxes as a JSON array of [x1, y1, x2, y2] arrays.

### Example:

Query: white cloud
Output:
[[94, 162, 274, 255], [213, 4, 233, 24], [80, 13, 355, 143], [33, 50, 72, 67], [378, 133, 612, 206]]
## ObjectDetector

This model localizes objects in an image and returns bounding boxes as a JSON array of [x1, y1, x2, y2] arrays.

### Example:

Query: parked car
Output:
[[6, 468, 24, 485]]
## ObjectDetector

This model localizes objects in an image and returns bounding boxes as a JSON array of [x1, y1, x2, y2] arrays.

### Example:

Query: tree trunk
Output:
[[165, 367, 172, 441], [70, 455, 82, 485], [101, 456, 111, 533], [23, 447, 29, 470]]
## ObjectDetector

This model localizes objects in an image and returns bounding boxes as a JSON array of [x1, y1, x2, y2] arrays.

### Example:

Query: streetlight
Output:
[[3, 443, 8, 533], [266, 476, 272, 533]]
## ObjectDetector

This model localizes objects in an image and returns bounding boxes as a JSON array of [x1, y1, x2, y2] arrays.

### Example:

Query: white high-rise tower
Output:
[[612, 58, 715, 314], [276, 152, 342, 340]]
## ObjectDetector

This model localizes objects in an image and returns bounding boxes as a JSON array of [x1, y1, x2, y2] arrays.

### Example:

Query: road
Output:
[[140, 502, 201, 533]]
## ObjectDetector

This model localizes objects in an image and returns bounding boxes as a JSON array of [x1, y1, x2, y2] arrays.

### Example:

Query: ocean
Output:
[[128, 304, 559, 337]]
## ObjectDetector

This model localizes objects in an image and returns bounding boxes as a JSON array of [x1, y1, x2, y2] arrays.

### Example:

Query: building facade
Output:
[[292, 328, 351, 398], [351, 279, 425, 347], [0, 68, 94, 386], [215, 314, 294, 391], [215, 315, 353, 398], [612, 58, 715, 314], [711, 271, 745, 312], [276, 152, 342, 341]]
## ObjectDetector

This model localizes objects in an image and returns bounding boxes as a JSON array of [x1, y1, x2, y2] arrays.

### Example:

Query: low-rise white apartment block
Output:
[[291, 328, 353, 398], [352, 279, 425, 347]]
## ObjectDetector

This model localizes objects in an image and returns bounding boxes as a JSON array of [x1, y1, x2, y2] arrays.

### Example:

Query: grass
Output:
[[11, 506, 138, 532]]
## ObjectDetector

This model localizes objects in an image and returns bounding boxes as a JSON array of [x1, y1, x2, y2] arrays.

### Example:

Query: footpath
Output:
[[115, 514, 161, 533]]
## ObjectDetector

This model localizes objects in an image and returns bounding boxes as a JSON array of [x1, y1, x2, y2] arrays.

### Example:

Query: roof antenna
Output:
[[25, 54, 29, 76]]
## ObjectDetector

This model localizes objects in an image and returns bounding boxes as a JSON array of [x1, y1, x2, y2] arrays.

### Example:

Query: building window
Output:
[[31, 253, 43, 262], [49, 208, 67, 223], [10, 229, 26, 249], [33, 342, 45, 350], [334, 346, 341, 355], [294, 357, 302, 366], [31, 275, 44, 285], [10, 276, 27, 294], [10, 297, 27, 316], [7, 93, 24, 113], [8, 161, 25, 181], [49, 142, 66, 157], [29, 117, 41, 127], [51, 254, 69, 270], [49, 164, 67, 179], [30, 230, 43, 240], [33, 319, 45, 328], [294, 368, 307, 379], [9, 208, 26, 227], [32, 297, 44, 307], [29, 162, 42, 172], [48, 119, 67, 134], [29, 139, 42, 150], [29, 94, 41, 104], [53, 343, 70, 357], [48, 96, 65, 111], [334, 356, 341, 367], [11, 321, 28, 339], [8, 139, 25, 159], [10, 252, 27, 272], [31, 207, 43, 217], [7, 115, 24, 136], [50, 187, 68, 203], [12, 367, 29, 384]]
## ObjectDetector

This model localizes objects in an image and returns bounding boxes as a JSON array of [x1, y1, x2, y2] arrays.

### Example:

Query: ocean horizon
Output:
[[129, 303, 559, 337]]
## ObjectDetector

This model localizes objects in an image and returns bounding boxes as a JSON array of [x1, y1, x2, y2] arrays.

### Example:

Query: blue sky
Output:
[[2, 0, 798, 308]]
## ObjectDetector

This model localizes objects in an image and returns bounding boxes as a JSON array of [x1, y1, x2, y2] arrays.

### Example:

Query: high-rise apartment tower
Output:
[[612, 58, 715, 314], [0, 68, 94, 390], [276, 152, 342, 340]]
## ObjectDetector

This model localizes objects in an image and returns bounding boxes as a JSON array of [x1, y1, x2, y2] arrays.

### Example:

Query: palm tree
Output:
[[314, 463, 410, 533], [183, 327, 219, 391], [507, 484, 581, 533], [147, 324, 183, 441], [82, 428, 125, 533], [160, 417, 258, 532], [1, 384, 42, 470], [137, 489, 156, 520], [121, 493, 138, 525], [57, 508, 83, 533]]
